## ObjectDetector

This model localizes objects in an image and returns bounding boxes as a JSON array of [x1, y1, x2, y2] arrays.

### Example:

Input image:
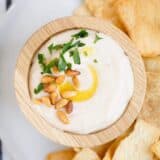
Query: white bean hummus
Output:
[[30, 29, 134, 134]]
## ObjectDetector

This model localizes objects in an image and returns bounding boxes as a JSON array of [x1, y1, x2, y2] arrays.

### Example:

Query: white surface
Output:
[[0, 0, 5, 14], [3, 145, 13, 160], [0, 0, 81, 160]]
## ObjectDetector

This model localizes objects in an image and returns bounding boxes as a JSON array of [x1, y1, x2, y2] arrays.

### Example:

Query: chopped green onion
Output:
[[67, 63, 72, 69], [34, 83, 44, 94], [48, 44, 54, 54], [69, 50, 74, 57], [72, 29, 88, 39], [62, 38, 74, 54], [52, 44, 63, 50], [94, 34, 103, 43], [72, 48, 81, 64], [41, 58, 59, 74], [38, 53, 47, 73], [58, 56, 67, 71], [61, 39, 85, 56], [38, 53, 45, 64], [77, 42, 85, 47], [48, 43, 63, 54]]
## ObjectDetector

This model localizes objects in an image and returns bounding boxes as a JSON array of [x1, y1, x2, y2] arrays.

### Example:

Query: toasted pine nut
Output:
[[61, 91, 77, 99], [44, 83, 57, 93], [33, 99, 42, 105], [55, 98, 69, 109], [55, 75, 65, 85], [52, 66, 59, 74], [41, 75, 55, 84], [65, 69, 80, 76], [56, 111, 69, 124], [50, 92, 58, 105], [65, 101, 73, 114], [72, 76, 80, 88], [41, 96, 51, 107]]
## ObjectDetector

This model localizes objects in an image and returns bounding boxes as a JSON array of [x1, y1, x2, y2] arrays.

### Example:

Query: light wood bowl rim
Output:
[[14, 16, 146, 147]]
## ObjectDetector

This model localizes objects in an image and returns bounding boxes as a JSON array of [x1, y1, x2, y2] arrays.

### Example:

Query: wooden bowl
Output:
[[14, 16, 146, 147]]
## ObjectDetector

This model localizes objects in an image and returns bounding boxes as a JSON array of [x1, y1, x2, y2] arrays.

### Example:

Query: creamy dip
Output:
[[30, 29, 134, 134]]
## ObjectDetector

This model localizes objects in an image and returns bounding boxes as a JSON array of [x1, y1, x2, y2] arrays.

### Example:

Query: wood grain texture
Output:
[[14, 16, 146, 147]]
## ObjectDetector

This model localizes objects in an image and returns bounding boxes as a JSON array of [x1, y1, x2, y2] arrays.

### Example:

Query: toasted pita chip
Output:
[[151, 139, 160, 159], [143, 56, 160, 73], [103, 125, 133, 160], [46, 149, 75, 160], [85, 0, 125, 31], [73, 4, 92, 16], [72, 148, 101, 160], [74, 143, 112, 158], [85, 0, 105, 17], [102, 0, 126, 31], [112, 120, 160, 160], [139, 72, 160, 128], [93, 142, 113, 158], [117, 0, 160, 57]]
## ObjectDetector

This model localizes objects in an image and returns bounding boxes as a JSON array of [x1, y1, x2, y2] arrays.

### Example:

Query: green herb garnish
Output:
[[44, 58, 59, 73], [69, 50, 74, 57], [72, 29, 88, 39], [39, 33, 86, 73], [38, 53, 46, 64], [67, 63, 72, 69], [62, 38, 74, 54], [38, 53, 47, 73], [72, 48, 81, 64], [53, 44, 63, 50], [61, 39, 85, 55], [42, 66, 52, 74], [58, 56, 67, 71], [48, 44, 54, 54], [71, 40, 85, 49], [93, 59, 98, 63], [48, 43, 63, 54], [34, 83, 44, 94], [94, 34, 103, 43]]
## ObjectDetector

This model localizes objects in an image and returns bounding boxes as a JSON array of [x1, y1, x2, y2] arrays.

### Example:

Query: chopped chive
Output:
[[69, 50, 74, 57], [47, 58, 59, 68], [67, 63, 72, 69], [34, 83, 44, 94], [58, 56, 67, 71], [72, 48, 81, 64], [61, 39, 85, 56], [38, 53, 46, 64], [48, 43, 63, 54], [43, 66, 52, 74], [48, 43, 54, 54], [77, 42, 85, 47], [52, 44, 63, 50], [38, 53, 48, 73], [41, 58, 59, 74], [94, 34, 103, 43], [71, 40, 85, 48], [72, 29, 88, 39], [62, 38, 74, 54]]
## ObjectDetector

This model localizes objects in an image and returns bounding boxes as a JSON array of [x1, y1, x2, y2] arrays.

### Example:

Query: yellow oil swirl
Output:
[[59, 65, 98, 102]]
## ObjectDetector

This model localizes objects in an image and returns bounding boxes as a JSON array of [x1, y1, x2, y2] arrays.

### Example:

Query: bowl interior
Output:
[[14, 16, 146, 147]]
